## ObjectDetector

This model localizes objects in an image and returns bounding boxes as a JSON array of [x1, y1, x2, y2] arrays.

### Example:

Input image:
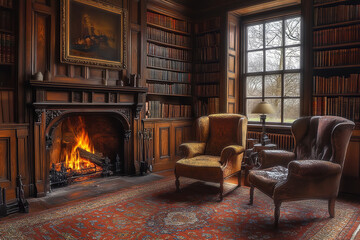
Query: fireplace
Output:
[[48, 115, 125, 187], [30, 81, 147, 197]]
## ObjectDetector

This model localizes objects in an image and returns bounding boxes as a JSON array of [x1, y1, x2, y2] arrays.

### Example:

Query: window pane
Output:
[[266, 48, 282, 71], [265, 74, 281, 97], [284, 73, 300, 97], [248, 51, 263, 73], [285, 47, 300, 70], [247, 24, 263, 50], [285, 17, 301, 46], [265, 98, 281, 123], [284, 98, 300, 123], [246, 98, 262, 122], [265, 21, 282, 47], [246, 76, 262, 97]]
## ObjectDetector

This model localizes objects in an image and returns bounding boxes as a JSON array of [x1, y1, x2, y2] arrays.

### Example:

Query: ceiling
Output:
[[169, 0, 301, 16]]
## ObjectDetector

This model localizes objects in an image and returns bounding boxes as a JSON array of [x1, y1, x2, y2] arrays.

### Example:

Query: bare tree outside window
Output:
[[245, 16, 301, 123]]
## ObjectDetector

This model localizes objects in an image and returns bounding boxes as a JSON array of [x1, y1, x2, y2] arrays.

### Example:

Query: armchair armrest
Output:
[[220, 145, 245, 165], [288, 160, 341, 177], [258, 150, 295, 169], [179, 142, 206, 158]]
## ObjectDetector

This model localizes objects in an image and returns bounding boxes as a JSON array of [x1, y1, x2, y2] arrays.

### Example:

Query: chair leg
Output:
[[175, 175, 180, 192], [274, 201, 282, 228], [328, 198, 335, 218], [219, 180, 224, 201], [237, 171, 241, 187], [249, 186, 254, 205]]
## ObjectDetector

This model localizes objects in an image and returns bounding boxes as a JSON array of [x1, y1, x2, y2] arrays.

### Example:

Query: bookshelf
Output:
[[145, 9, 192, 120], [0, 0, 16, 124], [194, 17, 221, 117], [0, 0, 15, 88], [312, 0, 360, 127]]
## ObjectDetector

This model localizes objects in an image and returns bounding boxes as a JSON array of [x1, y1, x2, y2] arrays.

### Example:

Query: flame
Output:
[[63, 117, 100, 173]]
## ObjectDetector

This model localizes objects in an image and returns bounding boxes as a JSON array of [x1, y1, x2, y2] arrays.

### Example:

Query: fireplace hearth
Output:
[[48, 115, 124, 188], [30, 81, 147, 197]]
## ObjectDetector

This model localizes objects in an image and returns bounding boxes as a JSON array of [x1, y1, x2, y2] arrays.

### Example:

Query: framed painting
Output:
[[61, 0, 127, 69]]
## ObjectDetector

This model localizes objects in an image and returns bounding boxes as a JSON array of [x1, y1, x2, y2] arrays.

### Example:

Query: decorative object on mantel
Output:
[[60, 0, 127, 69], [32, 72, 43, 81], [251, 101, 275, 146], [129, 74, 141, 87], [0, 175, 29, 218], [43, 70, 51, 81]]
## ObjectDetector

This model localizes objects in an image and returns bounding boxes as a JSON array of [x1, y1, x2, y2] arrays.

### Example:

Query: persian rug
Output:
[[0, 177, 359, 240]]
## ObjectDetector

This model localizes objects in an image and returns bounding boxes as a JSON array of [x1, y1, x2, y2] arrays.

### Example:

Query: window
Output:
[[245, 16, 301, 123]]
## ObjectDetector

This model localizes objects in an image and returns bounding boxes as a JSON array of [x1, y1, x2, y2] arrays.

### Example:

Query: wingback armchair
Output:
[[248, 116, 355, 227], [174, 114, 248, 200]]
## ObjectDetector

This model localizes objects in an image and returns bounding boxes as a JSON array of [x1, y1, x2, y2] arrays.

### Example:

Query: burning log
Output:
[[78, 147, 104, 166]]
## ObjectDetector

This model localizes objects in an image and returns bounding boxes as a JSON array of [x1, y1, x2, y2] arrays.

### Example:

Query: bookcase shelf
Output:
[[313, 42, 360, 50], [147, 54, 191, 63], [313, 65, 360, 70], [313, 0, 359, 8], [147, 22, 190, 36], [146, 65, 191, 73], [145, 8, 193, 121], [0, 0, 16, 90], [313, 19, 360, 30], [147, 93, 192, 97], [146, 78, 191, 84], [312, 0, 360, 125], [147, 39, 191, 50]]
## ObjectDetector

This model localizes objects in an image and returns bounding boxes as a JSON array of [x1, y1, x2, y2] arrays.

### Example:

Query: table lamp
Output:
[[252, 101, 275, 146]]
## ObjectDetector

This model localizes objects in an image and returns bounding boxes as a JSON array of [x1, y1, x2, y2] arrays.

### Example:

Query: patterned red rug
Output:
[[0, 176, 359, 240]]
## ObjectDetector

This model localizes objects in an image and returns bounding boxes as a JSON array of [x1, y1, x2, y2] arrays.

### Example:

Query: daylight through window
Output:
[[245, 16, 301, 123]]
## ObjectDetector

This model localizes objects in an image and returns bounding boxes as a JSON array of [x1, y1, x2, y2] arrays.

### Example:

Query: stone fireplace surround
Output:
[[30, 81, 147, 197]]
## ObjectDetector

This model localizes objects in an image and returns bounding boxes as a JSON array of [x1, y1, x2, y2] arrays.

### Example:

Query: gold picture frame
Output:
[[61, 0, 127, 69]]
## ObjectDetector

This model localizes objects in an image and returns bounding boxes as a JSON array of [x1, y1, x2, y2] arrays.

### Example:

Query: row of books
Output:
[[314, 4, 360, 26], [196, 32, 220, 47], [312, 97, 360, 122], [314, 48, 360, 67], [194, 72, 220, 84], [147, 69, 191, 82], [147, 43, 191, 61], [0, 9, 12, 31], [313, 25, 360, 47], [195, 98, 220, 117], [147, 56, 191, 72], [195, 47, 219, 62], [0, 0, 13, 8], [146, 101, 192, 119], [146, 82, 191, 95], [313, 74, 360, 94], [195, 17, 220, 34], [194, 63, 220, 72], [0, 33, 14, 63], [147, 11, 191, 33], [147, 27, 191, 47], [196, 84, 219, 97]]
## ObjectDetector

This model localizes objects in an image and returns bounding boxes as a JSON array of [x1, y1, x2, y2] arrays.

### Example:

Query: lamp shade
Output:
[[252, 101, 275, 114]]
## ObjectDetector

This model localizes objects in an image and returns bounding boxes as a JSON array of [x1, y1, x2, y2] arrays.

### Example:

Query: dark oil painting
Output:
[[69, 1, 121, 61]]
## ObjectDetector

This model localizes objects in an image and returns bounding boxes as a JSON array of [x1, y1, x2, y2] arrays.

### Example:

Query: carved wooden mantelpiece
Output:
[[30, 81, 147, 197]]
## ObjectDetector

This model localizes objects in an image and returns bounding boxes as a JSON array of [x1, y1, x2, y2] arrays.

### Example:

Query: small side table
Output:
[[243, 143, 277, 186]]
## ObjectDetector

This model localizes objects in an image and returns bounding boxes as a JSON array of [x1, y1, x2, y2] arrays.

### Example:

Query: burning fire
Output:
[[63, 117, 100, 172]]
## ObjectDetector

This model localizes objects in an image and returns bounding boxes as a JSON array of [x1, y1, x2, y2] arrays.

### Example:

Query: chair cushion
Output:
[[205, 114, 240, 156], [175, 155, 223, 182], [248, 166, 288, 196]]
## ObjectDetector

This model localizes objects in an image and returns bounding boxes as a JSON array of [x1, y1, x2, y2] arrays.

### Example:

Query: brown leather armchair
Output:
[[175, 114, 248, 200], [248, 116, 355, 227]]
